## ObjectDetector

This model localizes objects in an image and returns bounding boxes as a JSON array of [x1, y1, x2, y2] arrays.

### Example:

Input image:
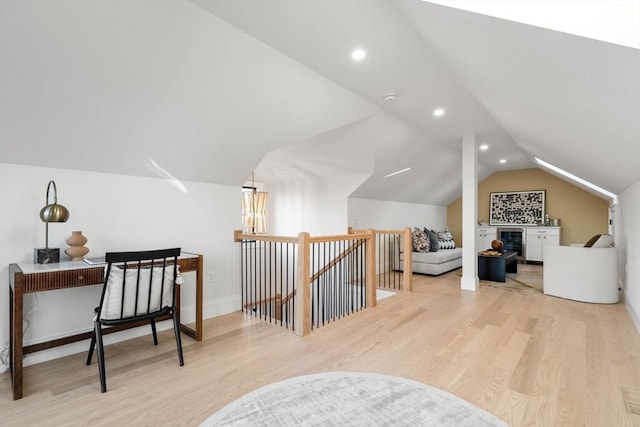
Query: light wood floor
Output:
[[2, 267, 639, 426]]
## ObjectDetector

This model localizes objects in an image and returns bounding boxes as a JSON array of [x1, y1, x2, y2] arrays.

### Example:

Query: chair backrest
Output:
[[97, 248, 181, 323]]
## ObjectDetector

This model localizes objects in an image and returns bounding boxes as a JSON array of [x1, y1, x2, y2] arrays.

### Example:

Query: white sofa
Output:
[[398, 247, 463, 276], [543, 245, 618, 303]]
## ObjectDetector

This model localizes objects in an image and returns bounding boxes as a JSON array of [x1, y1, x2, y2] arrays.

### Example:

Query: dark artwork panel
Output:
[[490, 191, 545, 225]]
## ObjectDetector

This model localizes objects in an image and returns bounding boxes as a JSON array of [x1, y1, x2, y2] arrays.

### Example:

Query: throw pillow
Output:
[[426, 228, 439, 252], [422, 230, 431, 252], [591, 234, 614, 248], [412, 227, 429, 252], [100, 264, 179, 320], [437, 228, 455, 249], [583, 234, 601, 247], [439, 239, 456, 249]]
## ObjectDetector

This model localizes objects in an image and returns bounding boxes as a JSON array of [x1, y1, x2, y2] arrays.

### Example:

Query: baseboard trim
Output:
[[0, 295, 242, 373], [624, 297, 640, 335]]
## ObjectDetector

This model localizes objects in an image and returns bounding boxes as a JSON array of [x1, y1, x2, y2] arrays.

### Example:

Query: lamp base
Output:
[[34, 248, 60, 264]]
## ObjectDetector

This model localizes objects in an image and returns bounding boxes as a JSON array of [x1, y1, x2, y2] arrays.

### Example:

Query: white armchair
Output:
[[543, 245, 618, 304]]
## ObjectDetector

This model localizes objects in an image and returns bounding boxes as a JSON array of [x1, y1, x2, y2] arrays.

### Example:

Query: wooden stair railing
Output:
[[310, 239, 366, 283], [348, 227, 412, 292], [243, 294, 284, 320], [235, 229, 377, 336], [243, 239, 365, 320]]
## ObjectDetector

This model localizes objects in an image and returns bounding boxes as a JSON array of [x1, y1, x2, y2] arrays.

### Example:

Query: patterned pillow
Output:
[[412, 227, 430, 252], [437, 228, 454, 241], [438, 239, 456, 249], [435, 227, 455, 250]]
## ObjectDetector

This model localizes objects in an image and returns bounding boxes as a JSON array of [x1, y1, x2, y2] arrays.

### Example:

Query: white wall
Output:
[[348, 198, 447, 231], [269, 174, 370, 236], [617, 179, 640, 333], [0, 163, 242, 368]]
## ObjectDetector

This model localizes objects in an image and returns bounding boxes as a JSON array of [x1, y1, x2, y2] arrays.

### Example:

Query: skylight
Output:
[[384, 167, 411, 178], [535, 157, 617, 203], [425, 1, 640, 49]]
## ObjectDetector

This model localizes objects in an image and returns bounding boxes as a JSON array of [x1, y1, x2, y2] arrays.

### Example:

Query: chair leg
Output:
[[86, 329, 96, 365], [172, 309, 184, 366], [94, 321, 107, 393], [150, 318, 158, 345]]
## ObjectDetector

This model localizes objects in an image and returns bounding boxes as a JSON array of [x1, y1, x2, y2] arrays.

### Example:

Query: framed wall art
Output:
[[490, 190, 545, 226]]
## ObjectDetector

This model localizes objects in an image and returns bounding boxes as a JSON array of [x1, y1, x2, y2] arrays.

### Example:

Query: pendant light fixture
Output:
[[242, 173, 268, 234]]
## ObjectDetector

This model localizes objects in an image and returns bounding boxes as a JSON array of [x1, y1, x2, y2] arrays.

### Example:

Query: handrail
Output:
[[309, 232, 373, 243], [310, 239, 365, 282], [235, 230, 375, 244], [349, 227, 402, 235], [243, 294, 280, 309], [280, 289, 296, 305], [234, 230, 298, 243]]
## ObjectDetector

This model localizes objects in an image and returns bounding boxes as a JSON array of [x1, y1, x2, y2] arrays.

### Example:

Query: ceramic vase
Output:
[[65, 231, 89, 261]]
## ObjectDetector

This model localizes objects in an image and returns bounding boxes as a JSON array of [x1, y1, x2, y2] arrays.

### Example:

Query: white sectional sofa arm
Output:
[[543, 245, 618, 304]]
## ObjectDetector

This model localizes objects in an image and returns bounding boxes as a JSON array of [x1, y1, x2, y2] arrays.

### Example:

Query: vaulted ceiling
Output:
[[1, 1, 638, 206]]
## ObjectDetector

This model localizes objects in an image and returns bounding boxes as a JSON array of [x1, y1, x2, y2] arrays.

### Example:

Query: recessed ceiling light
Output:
[[499, 159, 507, 164], [383, 93, 397, 102], [433, 108, 445, 117], [384, 167, 411, 178], [351, 48, 366, 61], [479, 144, 489, 151]]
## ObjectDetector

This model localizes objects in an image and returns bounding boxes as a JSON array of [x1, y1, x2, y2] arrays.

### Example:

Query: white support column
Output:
[[461, 134, 479, 291]]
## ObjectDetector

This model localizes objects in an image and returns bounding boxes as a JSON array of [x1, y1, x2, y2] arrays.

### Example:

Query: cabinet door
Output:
[[477, 228, 497, 252], [541, 231, 560, 262], [527, 233, 543, 261], [526, 228, 560, 262], [476, 230, 485, 253]]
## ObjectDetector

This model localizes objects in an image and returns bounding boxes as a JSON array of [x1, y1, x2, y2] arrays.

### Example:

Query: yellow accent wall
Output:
[[447, 168, 610, 246]]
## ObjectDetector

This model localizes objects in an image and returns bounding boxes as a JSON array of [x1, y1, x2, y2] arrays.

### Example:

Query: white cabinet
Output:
[[525, 227, 560, 262], [477, 227, 497, 252]]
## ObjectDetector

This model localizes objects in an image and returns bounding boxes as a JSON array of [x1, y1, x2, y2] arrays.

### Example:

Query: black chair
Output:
[[86, 248, 184, 392]]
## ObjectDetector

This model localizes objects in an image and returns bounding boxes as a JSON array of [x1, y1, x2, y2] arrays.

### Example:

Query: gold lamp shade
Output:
[[40, 180, 69, 223], [35, 180, 70, 263], [40, 202, 70, 223]]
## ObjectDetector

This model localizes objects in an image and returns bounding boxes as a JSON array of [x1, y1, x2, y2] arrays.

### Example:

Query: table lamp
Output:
[[34, 180, 69, 264]]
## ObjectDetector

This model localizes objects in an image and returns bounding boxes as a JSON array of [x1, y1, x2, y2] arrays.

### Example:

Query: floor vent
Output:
[[622, 388, 640, 416]]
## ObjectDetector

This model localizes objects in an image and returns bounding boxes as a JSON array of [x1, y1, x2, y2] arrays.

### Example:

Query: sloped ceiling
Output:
[[193, 0, 533, 205], [0, 0, 375, 186], [1, 0, 638, 205], [396, 0, 640, 195]]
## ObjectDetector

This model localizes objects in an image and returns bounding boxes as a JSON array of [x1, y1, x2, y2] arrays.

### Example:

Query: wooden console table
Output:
[[8, 252, 203, 400], [478, 251, 518, 282]]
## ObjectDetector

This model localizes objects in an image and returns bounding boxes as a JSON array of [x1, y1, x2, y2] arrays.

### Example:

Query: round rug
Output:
[[200, 371, 509, 426]]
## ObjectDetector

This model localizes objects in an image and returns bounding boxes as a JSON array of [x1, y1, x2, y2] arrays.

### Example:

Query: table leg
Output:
[[177, 254, 203, 342], [10, 269, 24, 399], [195, 254, 203, 341], [497, 259, 506, 282]]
